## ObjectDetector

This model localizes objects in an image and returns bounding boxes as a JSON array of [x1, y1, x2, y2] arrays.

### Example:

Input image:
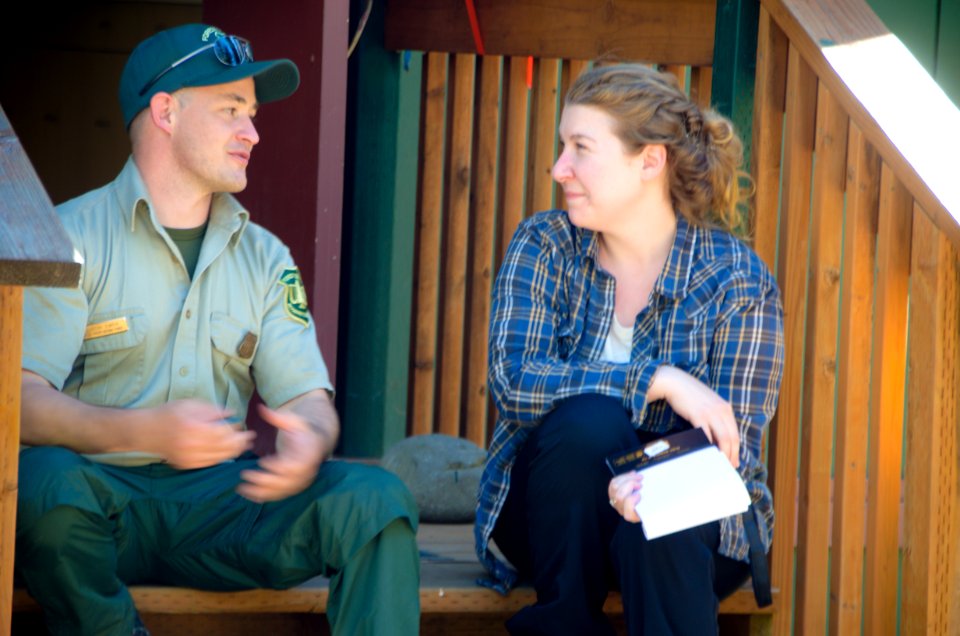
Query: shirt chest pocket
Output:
[[78, 309, 148, 407], [210, 312, 258, 399]]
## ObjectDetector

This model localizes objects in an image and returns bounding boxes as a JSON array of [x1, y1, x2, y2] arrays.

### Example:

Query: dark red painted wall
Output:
[[203, 0, 347, 381]]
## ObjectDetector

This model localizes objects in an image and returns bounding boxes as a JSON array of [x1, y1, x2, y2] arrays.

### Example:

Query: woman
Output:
[[475, 64, 785, 635]]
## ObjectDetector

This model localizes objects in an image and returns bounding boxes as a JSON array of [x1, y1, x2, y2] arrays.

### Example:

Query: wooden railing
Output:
[[754, 0, 960, 634], [0, 103, 81, 636]]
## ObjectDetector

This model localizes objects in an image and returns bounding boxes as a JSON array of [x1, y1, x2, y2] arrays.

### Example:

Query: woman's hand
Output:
[[647, 365, 740, 468], [608, 471, 643, 523]]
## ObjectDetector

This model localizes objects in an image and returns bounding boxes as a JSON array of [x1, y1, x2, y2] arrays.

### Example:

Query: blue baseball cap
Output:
[[119, 23, 300, 128]]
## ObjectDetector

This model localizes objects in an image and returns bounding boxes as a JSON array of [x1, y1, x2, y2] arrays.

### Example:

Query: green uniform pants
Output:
[[16, 447, 420, 636]]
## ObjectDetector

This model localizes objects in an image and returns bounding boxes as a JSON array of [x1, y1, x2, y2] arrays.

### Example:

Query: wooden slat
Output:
[[436, 54, 477, 437], [750, 6, 788, 273], [767, 42, 817, 636], [528, 58, 560, 215], [385, 0, 717, 65], [464, 56, 503, 446], [902, 204, 960, 634], [411, 52, 448, 436], [794, 82, 847, 635], [0, 287, 22, 636], [761, 0, 960, 248], [498, 56, 531, 264], [863, 162, 912, 636], [662, 64, 688, 92], [829, 122, 879, 635], [689, 66, 713, 110]]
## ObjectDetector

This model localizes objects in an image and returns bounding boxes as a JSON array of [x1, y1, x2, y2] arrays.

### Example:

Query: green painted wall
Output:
[[868, 0, 960, 106], [339, 0, 421, 457], [711, 0, 760, 172], [937, 0, 960, 104]]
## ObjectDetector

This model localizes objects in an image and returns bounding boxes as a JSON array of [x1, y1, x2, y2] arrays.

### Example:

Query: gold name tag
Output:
[[84, 317, 129, 340]]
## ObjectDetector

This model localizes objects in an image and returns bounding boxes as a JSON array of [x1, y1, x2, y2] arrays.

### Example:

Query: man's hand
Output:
[[237, 391, 338, 502], [647, 365, 740, 468], [148, 400, 255, 469]]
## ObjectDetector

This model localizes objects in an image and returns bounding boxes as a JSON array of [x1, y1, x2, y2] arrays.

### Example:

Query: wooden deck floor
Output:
[[13, 523, 771, 635]]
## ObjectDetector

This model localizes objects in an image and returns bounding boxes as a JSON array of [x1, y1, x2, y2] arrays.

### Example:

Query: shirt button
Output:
[[179, 366, 189, 377], [185, 309, 192, 319]]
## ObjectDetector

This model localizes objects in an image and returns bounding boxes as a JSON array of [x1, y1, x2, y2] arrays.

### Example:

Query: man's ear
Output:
[[148, 92, 178, 133], [639, 144, 667, 180]]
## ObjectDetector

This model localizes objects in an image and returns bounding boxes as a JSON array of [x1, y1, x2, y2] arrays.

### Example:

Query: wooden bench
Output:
[[13, 523, 772, 635]]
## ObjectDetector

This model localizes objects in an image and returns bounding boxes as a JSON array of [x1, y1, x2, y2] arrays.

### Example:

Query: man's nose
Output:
[[239, 117, 260, 146]]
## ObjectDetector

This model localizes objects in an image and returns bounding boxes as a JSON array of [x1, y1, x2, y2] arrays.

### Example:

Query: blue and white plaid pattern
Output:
[[475, 210, 785, 593]]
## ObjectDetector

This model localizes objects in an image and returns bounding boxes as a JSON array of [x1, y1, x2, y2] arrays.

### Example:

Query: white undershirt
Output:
[[601, 316, 634, 363]]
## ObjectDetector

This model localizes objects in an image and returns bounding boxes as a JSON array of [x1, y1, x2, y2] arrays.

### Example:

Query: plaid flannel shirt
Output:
[[475, 210, 785, 593]]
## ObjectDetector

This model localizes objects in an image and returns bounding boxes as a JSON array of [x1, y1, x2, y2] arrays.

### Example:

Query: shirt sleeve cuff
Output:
[[626, 358, 663, 424]]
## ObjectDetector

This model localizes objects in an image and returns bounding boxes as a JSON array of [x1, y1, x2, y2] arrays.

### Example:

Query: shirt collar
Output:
[[576, 213, 698, 300], [115, 156, 250, 239], [577, 223, 602, 264], [655, 215, 697, 300]]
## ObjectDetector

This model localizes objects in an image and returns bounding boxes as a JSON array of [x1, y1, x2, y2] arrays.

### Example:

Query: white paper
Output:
[[633, 446, 750, 540]]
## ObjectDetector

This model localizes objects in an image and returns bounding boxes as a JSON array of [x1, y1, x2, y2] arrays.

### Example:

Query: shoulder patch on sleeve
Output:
[[277, 266, 310, 327]]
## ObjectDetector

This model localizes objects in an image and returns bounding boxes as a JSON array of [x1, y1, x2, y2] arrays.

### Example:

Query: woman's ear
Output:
[[639, 144, 667, 180], [148, 92, 178, 134]]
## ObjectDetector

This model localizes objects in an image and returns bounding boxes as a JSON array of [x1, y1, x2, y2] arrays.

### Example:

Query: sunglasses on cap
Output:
[[138, 34, 254, 97]]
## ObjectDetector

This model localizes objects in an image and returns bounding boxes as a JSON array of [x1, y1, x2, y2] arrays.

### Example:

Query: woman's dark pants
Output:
[[492, 394, 750, 635]]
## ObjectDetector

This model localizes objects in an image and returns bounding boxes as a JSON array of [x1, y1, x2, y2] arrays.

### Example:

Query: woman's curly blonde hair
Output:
[[564, 63, 752, 233]]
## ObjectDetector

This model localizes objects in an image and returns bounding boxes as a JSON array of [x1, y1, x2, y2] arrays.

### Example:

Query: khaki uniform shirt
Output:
[[22, 157, 332, 465]]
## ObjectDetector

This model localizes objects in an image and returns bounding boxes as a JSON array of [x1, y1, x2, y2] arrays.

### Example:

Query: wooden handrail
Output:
[[754, 2, 960, 634], [761, 0, 960, 245]]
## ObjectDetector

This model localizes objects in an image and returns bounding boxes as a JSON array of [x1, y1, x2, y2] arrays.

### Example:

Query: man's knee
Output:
[[340, 463, 418, 522], [18, 505, 96, 559], [17, 448, 113, 529]]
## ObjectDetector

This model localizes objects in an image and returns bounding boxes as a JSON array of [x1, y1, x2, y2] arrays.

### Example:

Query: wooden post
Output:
[[0, 103, 81, 635], [0, 286, 22, 636]]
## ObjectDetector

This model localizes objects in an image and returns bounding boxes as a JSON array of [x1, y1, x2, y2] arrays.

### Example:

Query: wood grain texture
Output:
[[13, 523, 775, 616], [528, 59, 560, 215], [385, 0, 717, 64], [410, 52, 448, 436], [767, 43, 817, 636], [902, 204, 960, 634], [829, 123, 879, 636], [794, 82, 847, 635], [863, 163, 912, 636], [689, 65, 713, 110], [464, 56, 503, 446], [749, 7, 788, 273], [0, 106, 80, 288], [498, 56, 531, 264], [437, 54, 477, 437], [761, 0, 960, 248], [0, 287, 22, 636]]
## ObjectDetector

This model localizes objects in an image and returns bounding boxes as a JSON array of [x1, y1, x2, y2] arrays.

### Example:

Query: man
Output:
[[16, 23, 419, 636]]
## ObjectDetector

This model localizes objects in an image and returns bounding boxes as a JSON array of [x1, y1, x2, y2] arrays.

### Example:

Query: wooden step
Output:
[[13, 523, 774, 616]]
